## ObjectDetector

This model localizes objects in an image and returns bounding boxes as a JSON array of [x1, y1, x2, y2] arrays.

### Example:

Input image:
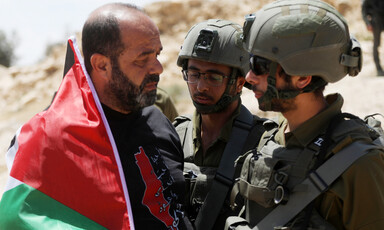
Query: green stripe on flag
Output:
[[0, 183, 107, 230]]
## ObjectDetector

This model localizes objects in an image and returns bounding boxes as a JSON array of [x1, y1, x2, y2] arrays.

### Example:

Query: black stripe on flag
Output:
[[63, 40, 75, 78]]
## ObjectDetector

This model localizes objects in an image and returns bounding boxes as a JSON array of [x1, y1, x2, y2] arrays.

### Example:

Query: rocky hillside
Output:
[[1, 0, 383, 197]]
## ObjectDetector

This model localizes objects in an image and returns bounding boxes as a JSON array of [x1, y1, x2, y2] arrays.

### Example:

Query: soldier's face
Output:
[[186, 59, 232, 107], [246, 64, 297, 113]]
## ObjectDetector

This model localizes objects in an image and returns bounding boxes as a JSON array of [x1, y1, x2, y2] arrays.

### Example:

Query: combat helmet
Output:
[[177, 19, 250, 113], [242, 0, 362, 110]]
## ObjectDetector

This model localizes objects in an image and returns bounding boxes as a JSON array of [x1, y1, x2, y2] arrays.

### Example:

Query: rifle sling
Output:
[[195, 105, 253, 230]]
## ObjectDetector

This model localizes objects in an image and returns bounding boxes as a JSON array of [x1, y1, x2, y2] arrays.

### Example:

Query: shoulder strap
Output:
[[252, 139, 381, 229], [173, 115, 194, 160], [195, 105, 254, 230]]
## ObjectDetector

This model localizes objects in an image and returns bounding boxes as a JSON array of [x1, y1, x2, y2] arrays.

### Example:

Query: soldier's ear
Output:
[[236, 76, 246, 93], [296, 76, 312, 89]]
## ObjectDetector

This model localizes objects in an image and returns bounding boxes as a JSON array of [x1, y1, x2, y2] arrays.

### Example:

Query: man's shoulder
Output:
[[331, 116, 379, 143], [142, 105, 177, 130], [325, 114, 384, 173], [143, 105, 167, 117]]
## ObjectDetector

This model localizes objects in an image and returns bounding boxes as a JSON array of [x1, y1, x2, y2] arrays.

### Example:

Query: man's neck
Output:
[[201, 100, 239, 131], [283, 93, 328, 132], [101, 99, 132, 115], [199, 100, 239, 153]]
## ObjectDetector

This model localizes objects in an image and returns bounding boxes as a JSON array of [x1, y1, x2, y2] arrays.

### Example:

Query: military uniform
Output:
[[175, 18, 266, 230], [174, 102, 265, 230], [183, 103, 264, 167], [235, 94, 384, 229], [227, 0, 383, 229], [154, 87, 179, 122]]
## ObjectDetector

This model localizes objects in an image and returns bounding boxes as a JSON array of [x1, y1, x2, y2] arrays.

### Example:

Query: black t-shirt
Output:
[[103, 105, 192, 229]]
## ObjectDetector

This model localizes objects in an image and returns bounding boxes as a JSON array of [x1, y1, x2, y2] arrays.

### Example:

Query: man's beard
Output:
[[256, 83, 297, 113], [105, 60, 159, 112], [259, 97, 297, 113]]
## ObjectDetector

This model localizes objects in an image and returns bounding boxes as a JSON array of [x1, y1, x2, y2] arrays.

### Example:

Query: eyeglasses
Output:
[[250, 55, 271, 75], [182, 69, 229, 87]]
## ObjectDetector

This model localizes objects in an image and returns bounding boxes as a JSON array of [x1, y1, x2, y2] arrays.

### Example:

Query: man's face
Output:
[[104, 14, 163, 113], [105, 58, 160, 112], [185, 59, 233, 111], [246, 62, 297, 113]]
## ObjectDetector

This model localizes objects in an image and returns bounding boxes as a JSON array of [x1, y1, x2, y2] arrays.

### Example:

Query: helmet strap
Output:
[[257, 62, 279, 111], [257, 62, 328, 111], [257, 62, 299, 111]]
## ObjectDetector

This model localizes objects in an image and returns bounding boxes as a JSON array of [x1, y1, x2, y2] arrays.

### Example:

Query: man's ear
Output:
[[90, 53, 111, 78], [236, 76, 246, 93], [296, 75, 312, 89]]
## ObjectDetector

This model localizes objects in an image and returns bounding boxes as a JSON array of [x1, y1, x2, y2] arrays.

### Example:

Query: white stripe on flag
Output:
[[3, 177, 23, 192], [6, 127, 21, 172], [3, 127, 23, 194]]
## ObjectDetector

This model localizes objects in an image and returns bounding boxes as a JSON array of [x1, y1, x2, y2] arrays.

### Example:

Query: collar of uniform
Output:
[[192, 101, 242, 144], [282, 93, 344, 147], [274, 114, 288, 146], [192, 110, 200, 146]]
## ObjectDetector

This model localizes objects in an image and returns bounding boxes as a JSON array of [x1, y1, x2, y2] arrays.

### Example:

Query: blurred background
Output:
[[1, 0, 383, 199]]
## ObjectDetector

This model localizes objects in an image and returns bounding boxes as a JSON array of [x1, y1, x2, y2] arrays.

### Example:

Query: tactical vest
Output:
[[173, 106, 266, 229], [227, 113, 384, 230], [232, 129, 328, 228]]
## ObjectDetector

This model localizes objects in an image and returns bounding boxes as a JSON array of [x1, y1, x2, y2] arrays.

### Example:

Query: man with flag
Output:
[[0, 3, 192, 230]]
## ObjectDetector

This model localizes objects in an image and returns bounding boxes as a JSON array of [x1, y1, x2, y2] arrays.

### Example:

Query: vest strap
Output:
[[195, 105, 253, 230]]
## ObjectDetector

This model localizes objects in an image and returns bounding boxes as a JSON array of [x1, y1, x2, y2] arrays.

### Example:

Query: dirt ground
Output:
[[1, 0, 384, 199]]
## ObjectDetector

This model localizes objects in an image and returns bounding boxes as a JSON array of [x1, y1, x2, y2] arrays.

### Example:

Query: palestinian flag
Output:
[[0, 37, 134, 229]]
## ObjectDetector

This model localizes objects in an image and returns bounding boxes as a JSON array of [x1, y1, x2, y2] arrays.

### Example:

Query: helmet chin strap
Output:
[[257, 62, 324, 111], [194, 68, 241, 114]]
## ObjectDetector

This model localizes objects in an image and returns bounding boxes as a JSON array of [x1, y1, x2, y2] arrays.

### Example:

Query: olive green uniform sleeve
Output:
[[318, 150, 384, 229], [154, 87, 179, 122]]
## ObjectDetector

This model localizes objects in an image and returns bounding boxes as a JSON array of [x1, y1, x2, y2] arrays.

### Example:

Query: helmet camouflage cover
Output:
[[177, 19, 249, 77], [243, 0, 362, 83]]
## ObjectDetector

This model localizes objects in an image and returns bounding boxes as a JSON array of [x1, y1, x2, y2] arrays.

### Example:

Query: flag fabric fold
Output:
[[0, 37, 134, 230]]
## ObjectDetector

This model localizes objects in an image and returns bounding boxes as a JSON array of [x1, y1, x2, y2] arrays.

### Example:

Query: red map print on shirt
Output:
[[134, 146, 178, 229]]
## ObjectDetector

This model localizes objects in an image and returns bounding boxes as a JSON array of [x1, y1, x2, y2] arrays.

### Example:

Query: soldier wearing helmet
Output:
[[173, 19, 267, 230], [226, 0, 384, 229]]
